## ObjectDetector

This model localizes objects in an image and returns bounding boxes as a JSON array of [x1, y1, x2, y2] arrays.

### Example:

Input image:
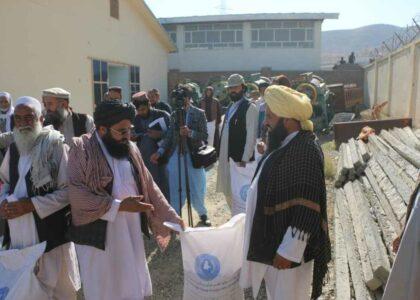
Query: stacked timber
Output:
[[335, 138, 370, 188], [334, 126, 419, 299]]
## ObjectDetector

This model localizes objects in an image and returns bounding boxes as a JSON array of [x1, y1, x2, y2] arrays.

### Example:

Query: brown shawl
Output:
[[68, 133, 180, 250]]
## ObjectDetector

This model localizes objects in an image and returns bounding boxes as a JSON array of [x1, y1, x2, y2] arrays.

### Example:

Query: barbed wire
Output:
[[369, 14, 420, 61]]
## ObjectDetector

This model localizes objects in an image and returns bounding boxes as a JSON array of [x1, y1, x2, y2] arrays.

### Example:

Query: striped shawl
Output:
[[247, 131, 331, 299], [68, 133, 180, 250]]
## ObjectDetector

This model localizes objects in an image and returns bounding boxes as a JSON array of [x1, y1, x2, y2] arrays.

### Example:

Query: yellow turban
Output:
[[264, 85, 314, 131]]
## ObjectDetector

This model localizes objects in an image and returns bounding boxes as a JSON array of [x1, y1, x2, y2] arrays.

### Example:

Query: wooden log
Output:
[[335, 189, 375, 299], [374, 136, 418, 186], [415, 128, 420, 140], [358, 139, 371, 162], [335, 144, 346, 188], [345, 143, 356, 181], [403, 126, 420, 151], [348, 138, 363, 172], [352, 181, 391, 284], [365, 167, 403, 232], [367, 158, 407, 223], [373, 150, 412, 205], [334, 198, 351, 300], [343, 183, 382, 290], [392, 127, 420, 151], [369, 135, 390, 155], [361, 176, 397, 263], [380, 130, 420, 168]]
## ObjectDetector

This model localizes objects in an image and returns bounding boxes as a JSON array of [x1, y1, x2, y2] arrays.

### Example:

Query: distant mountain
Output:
[[321, 24, 403, 67]]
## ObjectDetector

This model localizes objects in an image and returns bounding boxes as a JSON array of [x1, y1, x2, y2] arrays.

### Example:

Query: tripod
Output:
[[176, 108, 194, 227]]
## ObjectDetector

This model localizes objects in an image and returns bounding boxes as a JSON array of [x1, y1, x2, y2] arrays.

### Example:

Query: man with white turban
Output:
[[0, 96, 80, 299], [240, 86, 331, 300], [0, 92, 14, 133]]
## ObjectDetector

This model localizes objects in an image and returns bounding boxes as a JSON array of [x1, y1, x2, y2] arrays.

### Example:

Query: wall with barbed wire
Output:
[[364, 38, 420, 127]]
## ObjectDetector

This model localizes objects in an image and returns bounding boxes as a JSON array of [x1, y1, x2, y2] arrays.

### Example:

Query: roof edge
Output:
[[139, 1, 176, 52], [159, 12, 339, 25]]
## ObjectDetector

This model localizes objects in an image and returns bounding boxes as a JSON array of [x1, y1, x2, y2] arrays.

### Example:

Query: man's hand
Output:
[[150, 152, 161, 165], [180, 126, 191, 137], [147, 129, 163, 140], [1, 198, 35, 219], [119, 196, 154, 213], [392, 235, 402, 253], [0, 200, 7, 218], [257, 141, 266, 155], [237, 161, 246, 168], [273, 254, 292, 270]]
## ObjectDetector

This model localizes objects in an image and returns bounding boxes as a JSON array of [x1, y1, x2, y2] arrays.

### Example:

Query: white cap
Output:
[[15, 96, 42, 115], [42, 87, 70, 100], [0, 92, 12, 102]]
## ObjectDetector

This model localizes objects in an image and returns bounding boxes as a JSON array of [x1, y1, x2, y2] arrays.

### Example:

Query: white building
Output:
[[0, 0, 174, 114], [160, 13, 338, 72]]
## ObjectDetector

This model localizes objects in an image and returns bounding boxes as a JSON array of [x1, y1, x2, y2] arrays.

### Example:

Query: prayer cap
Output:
[[109, 86, 122, 92], [94, 100, 135, 127], [0, 92, 12, 102], [42, 87, 71, 100], [225, 74, 245, 88], [132, 91, 148, 101], [15, 96, 42, 115], [264, 85, 313, 131]]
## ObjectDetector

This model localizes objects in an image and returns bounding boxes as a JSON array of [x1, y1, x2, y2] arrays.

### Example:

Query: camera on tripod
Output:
[[171, 85, 192, 110]]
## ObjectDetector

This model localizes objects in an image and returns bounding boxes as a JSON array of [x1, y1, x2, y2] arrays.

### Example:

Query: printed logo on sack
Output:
[[195, 254, 221, 281], [240, 184, 250, 202], [0, 287, 9, 300]]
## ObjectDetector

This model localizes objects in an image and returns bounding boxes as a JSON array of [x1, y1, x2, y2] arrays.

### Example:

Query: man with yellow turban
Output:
[[240, 85, 331, 300]]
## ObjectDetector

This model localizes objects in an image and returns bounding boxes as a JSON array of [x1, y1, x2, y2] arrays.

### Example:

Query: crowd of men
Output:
[[0, 71, 417, 299]]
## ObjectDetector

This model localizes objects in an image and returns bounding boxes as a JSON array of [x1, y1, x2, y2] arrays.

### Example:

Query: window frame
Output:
[[183, 22, 244, 50], [250, 20, 315, 49], [92, 59, 108, 106]]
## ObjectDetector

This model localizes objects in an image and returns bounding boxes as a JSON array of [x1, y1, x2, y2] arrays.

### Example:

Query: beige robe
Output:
[[216, 101, 258, 203]]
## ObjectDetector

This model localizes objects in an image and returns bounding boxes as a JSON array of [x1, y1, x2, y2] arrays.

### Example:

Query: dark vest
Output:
[[72, 112, 88, 137], [226, 99, 254, 162], [2, 143, 70, 252], [67, 156, 150, 251]]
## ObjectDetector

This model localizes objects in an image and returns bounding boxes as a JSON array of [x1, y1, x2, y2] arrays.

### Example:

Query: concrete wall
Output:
[[0, 0, 169, 115], [168, 21, 322, 72], [364, 39, 420, 127]]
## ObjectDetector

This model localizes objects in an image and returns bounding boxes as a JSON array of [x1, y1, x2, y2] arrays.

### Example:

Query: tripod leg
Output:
[[177, 149, 183, 217], [183, 151, 194, 227]]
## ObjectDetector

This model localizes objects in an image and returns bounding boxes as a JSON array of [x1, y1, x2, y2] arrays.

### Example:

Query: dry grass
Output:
[[322, 141, 337, 180]]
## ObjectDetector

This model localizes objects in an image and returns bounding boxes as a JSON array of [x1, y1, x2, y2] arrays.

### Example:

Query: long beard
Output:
[[267, 120, 289, 153], [102, 131, 130, 159], [14, 122, 42, 155], [229, 91, 243, 102], [43, 108, 68, 130]]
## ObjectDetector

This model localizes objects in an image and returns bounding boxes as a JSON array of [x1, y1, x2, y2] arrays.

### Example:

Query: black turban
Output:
[[94, 100, 136, 127]]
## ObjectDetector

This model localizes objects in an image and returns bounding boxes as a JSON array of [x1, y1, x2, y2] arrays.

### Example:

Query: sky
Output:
[[145, 0, 420, 31]]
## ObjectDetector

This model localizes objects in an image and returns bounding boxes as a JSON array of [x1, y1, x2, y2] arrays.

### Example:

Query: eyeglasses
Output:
[[109, 125, 134, 137], [14, 115, 36, 123]]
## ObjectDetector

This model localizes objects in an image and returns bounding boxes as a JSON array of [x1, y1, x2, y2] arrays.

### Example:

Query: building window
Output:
[[184, 22, 243, 49], [163, 24, 177, 47], [93, 60, 108, 106], [251, 20, 314, 48], [110, 0, 119, 19], [130, 66, 140, 96]]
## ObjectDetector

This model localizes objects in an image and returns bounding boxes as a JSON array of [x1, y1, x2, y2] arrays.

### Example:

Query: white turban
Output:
[[15, 96, 42, 116], [0, 92, 12, 103], [264, 85, 314, 131]]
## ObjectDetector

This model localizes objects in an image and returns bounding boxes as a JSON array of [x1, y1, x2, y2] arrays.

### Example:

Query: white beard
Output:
[[14, 122, 42, 155]]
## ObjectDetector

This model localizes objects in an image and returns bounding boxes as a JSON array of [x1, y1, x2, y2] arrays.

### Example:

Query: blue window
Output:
[[92, 59, 108, 106]]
